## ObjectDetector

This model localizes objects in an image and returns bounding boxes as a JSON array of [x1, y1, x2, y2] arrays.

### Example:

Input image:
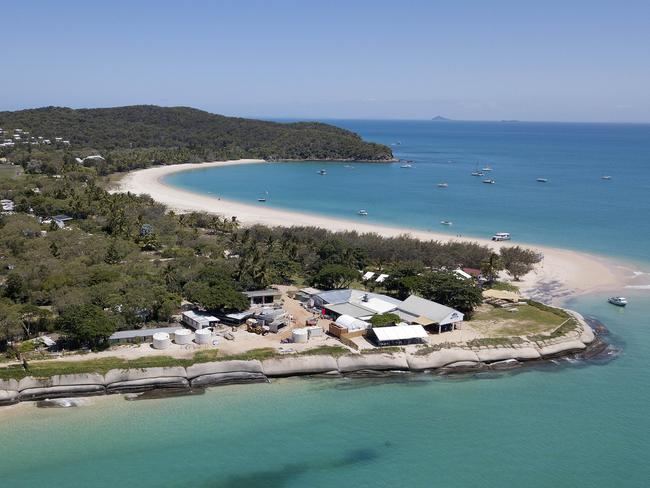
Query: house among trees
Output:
[[181, 311, 220, 330], [243, 289, 282, 307]]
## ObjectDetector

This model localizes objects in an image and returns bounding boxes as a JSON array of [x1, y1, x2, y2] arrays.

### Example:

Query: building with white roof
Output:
[[371, 324, 428, 346], [181, 310, 220, 330]]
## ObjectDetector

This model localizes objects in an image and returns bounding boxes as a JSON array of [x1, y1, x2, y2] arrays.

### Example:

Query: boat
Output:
[[471, 171, 484, 177], [318, 169, 327, 175], [483, 179, 496, 184], [491, 232, 511, 241], [437, 182, 448, 188], [482, 165, 493, 172], [400, 163, 412, 168], [537, 178, 548, 183], [358, 209, 368, 216], [601, 175, 612, 180], [257, 191, 268, 202], [608, 296, 627, 307], [440, 220, 453, 225]]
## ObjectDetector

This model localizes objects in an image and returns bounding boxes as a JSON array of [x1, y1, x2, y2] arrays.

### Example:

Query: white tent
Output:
[[335, 314, 370, 331], [362, 271, 375, 281]]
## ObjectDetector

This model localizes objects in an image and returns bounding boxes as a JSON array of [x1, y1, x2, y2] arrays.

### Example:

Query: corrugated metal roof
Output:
[[109, 327, 179, 340], [244, 289, 282, 298], [399, 295, 463, 325], [324, 302, 374, 318]]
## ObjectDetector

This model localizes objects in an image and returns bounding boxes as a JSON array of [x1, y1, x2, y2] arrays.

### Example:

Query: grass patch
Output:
[[361, 346, 404, 355], [469, 302, 566, 337], [489, 281, 520, 292], [0, 346, 354, 381]]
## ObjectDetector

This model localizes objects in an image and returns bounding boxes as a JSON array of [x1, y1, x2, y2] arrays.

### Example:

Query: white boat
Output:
[[483, 179, 496, 184], [258, 191, 268, 202], [537, 178, 548, 183], [471, 171, 484, 177], [608, 296, 627, 307], [358, 209, 368, 216], [437, 182, 448, 188], [400, 163, 412, 168], [318, 169, 327, 175], [440, 220, 453, 226], [601, 175, 612, 180], [482, 166, 493, 172], [491, 232, 511, 241]]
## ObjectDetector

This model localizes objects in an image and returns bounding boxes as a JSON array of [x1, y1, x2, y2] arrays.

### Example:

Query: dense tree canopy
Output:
[[57, 304, 117, 348], [500, 246, 543, 281], [0, 105, 393, 176]]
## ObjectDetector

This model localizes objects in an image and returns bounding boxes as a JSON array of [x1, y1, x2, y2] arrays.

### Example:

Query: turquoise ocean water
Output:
[[2, 121, 650, 487]]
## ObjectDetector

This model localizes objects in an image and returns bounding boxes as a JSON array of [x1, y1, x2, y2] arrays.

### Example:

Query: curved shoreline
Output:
[[114, 160, 635, 303], [0, 312, 606, 408]]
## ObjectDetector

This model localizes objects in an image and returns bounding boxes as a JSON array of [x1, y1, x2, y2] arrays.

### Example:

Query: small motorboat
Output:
[[608, 296, 627, 307], [483, 179, 496, 184], [601, 175, 612, 180], [471, 171, 484, 177], [491, 232, 511, 241], [537, 178, 548, 183], [440, 220, 453, 226], [318, 169, 327, 175], [358, 209, 368, 216], [437, 182, 448, 188]]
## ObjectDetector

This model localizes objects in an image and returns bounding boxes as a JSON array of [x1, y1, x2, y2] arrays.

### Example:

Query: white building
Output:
[[181, 310, 220, 330]]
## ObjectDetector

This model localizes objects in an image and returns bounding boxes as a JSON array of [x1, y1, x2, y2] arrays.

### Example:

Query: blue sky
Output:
[[2, 0, 649, 122]]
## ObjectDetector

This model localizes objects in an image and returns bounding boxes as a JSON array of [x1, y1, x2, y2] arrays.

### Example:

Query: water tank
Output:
[[307, 326, 323, 338], [152, 332, 171, 350], [195, 328, 212, 345], [174, 328, 193, 345], [292, 328, 308, 343]]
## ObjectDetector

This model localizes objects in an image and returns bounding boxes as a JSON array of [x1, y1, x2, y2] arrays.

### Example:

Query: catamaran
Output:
[[440, 220, 453, 225], [483, 178, 496, 184], [257, 191, 268, 202], [491, 232, 511, 241], [482, 165, 493, 172], [358, 209, 368, 216]]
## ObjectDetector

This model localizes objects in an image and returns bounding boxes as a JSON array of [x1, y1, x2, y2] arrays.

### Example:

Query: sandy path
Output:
[[115, 160, 635, 302]]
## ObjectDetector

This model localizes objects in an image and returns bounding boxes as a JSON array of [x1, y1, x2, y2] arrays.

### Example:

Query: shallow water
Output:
[[3, 121, 650, 487]]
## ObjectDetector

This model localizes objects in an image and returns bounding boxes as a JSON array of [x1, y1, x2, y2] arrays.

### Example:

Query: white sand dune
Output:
[[115, 160, 632, 303]]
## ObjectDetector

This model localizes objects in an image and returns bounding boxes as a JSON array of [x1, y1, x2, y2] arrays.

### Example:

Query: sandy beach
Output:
[[115, 160, 634, 302]]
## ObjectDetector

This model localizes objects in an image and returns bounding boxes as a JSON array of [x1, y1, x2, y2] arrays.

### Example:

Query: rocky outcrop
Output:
[[0, 389, 19, 405], [476, 347, 541, 362], [539, 340, 586, 357], [406, 349, 480, 371], [262, 355, 339, 377], [337, 353, 410, 373], [104, 367, 188, 393]]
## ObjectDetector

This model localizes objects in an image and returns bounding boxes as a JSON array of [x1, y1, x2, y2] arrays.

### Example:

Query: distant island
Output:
[[431, 115, 452, 121], [0, 105, 393, 175]]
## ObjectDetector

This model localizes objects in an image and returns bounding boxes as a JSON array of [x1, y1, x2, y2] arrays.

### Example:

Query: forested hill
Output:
[[0, 105, 393, 163]]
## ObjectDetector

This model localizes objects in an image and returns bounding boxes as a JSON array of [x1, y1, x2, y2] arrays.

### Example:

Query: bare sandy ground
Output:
[[115, 160, 635, 302]]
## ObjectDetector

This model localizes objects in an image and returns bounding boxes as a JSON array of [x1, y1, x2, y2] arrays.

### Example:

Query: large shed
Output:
[[371, 324, 428, 347]]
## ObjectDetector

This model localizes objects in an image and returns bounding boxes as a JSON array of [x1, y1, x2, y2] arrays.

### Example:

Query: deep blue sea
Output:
[[2, 121, 650, 487]]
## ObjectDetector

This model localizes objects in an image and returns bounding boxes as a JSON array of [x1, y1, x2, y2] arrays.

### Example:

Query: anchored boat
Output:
[[608, 296, 627, 307]]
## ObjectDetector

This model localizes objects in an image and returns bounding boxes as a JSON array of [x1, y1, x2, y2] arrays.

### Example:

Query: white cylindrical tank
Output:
[[195, 328, 212, 345], [152, 332, 171, 350], [174, 328, 193, 345], [292, 328, 308, 343]]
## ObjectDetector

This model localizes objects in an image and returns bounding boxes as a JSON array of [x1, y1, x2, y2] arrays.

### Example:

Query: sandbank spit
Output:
[[116, 160, 631, 302]]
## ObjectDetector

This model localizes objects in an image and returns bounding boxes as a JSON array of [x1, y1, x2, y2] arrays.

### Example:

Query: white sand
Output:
[[116, 160, 632, 302]]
